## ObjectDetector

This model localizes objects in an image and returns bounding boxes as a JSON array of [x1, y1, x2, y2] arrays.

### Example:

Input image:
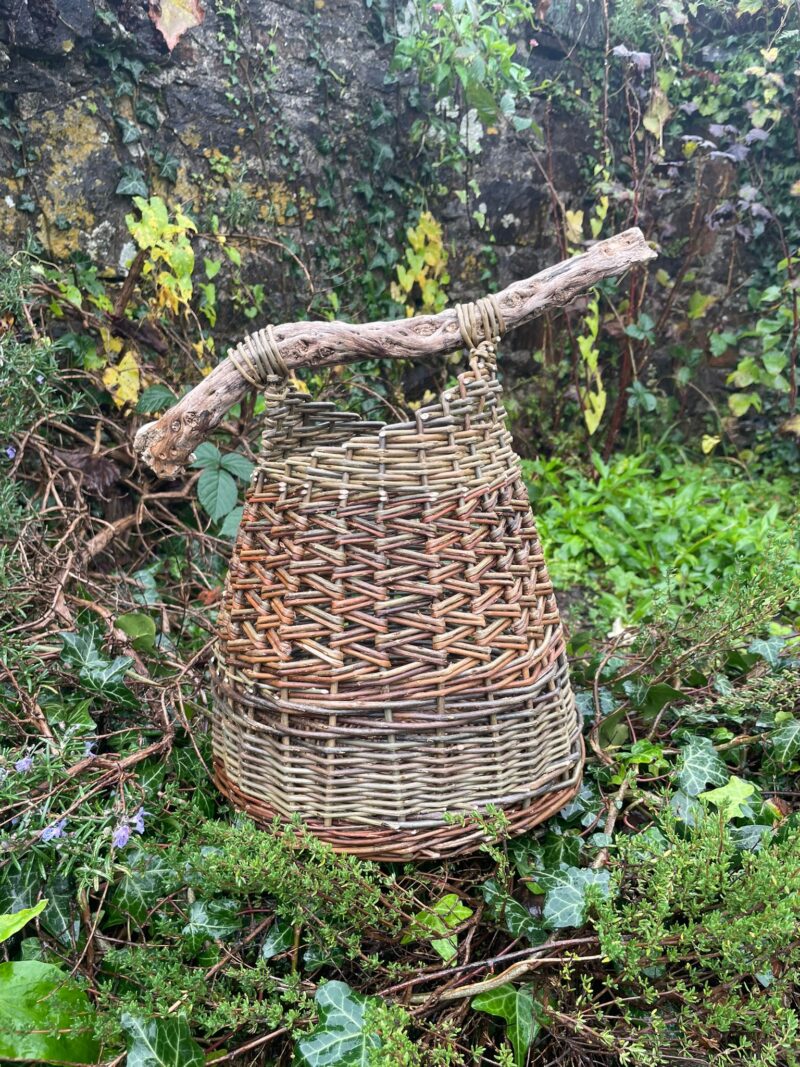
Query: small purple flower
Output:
[[133, 807, 146, 835], [40, 818, 67, 842], [35, 374, 45, 385], [529, 37, 539, 47], [14, 756, 34, 774], [5, 446, 16, 460], [83, 741, 96, 757], [112, 824, 131, 849], [431, 2, 443, 10]]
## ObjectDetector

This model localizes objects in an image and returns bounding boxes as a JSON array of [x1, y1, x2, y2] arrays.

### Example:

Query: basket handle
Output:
[[135, 228, 656, 477]]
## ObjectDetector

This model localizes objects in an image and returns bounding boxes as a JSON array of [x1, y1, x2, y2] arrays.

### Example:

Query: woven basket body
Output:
[[212, 343, 582, 860]]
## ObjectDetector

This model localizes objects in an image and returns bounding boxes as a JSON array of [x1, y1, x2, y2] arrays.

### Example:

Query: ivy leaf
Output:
[[748, 636, 785, 668], [197, 467, 238, 521], [111, 849, 175, 925], [0, 900, 47, 943], [768, 718, 800, 764], [41, 876, 80, 946], [676, 736, 729, 797], [539, 867, 610, 930], [116, 166, 148, 198], [294, 980, 381, 1066], [699, 775, 756, 821], [121, 1013, 204, 1067], [220, 451, 255, 483], [261, 918, 295, 960], [472, 983, 540, 1067], [182, 899, 241, 951], [0, 961, 99, 1064]]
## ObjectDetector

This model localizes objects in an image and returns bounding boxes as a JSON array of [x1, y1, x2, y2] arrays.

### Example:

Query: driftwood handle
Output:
[[135, 228, 655, 477]]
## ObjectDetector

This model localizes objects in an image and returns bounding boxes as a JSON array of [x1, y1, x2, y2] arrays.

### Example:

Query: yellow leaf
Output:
[[565, 209, 584, 246], [760, 47, 778, 64], [790, 181, 800, 197], [583, 384, 606, 435], [701, 434, 721, 454], [643, 88, 671, 146], [779, 414, 800, 437], [102, 351, 141, 409]]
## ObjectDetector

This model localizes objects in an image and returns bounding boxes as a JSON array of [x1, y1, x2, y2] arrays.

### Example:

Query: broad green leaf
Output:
[[116, 612, 157, 651], [481, 879, 547, 944], [699, 775, 756, 821], [539, 867, 610, 930], [768, 718, 800, 764], [748, 635, 785, 668], [639, 682, 683, 715], [197, 467, 238, 521], [403, 894, 473, 963], [190, 442, 222, 469], [294, 980, 381, 1066], [0, 961, 99, 1064], [261, 918, 295, 960], [472, 983, 540, 1067], [111, 849, 175, 925], [137, 384, 176, 414], [116, 167, 148, 197], [59, 630, 136, 706], [676, 736, 728, 797], [220, 451, 255, 483], [0, 900, 47, 943], [182, 899, 242, 951], [41, 876, 79, 946], [219, 506, 244, 539], [122, 1012, 204, 1067]]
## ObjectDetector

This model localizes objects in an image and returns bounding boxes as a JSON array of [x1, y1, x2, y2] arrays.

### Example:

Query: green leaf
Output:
[[197, 467, 238, 521], [0, 961, 99, 1064], [41, 876, 79, 946], [182, 899, 242, 951], [748, 636, 785, 668], [769, 718, 800, 764], [116, 167, 149, 198], [111, 849, 175, 925], [190, 441, 221, 469], [219, 506, 244, 539], [472, 983, 540, 1067], [405, 893, 474, 963], [261, 918, 295, 960], [676, 736, 729, 797], [539, 867, 610, 930], [638, 682, 683, 715], [699, 775, 756, 821], [122, 1013, 204, 1067], [481, 880, 547, 944], [0, 900, 47, 943], [295, 981, 382, 1065], [137, 384, 176, 414], [116, 612, 157, 651], [204, 257, 222, 279], [220, 452, 255, 483], [59, 629, 135, 705]]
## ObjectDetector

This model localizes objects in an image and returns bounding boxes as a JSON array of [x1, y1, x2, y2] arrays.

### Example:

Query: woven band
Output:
[[228, 325, 288, 387], [456, 294, 506, 353]]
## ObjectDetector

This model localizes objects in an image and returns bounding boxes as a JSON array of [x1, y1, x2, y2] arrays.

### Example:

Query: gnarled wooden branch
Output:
[[135, 227, 655, 477]]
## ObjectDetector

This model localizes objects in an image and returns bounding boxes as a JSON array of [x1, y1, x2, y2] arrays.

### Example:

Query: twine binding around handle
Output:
[[227, 324, 288, 388]]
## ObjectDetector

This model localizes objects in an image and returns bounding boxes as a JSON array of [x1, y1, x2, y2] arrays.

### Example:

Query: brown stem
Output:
[[133, 228, 656, 477]]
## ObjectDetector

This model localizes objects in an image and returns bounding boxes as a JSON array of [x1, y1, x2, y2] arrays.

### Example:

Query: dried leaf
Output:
[[149, 0, 204, 52], [53, 449, 122, 495]]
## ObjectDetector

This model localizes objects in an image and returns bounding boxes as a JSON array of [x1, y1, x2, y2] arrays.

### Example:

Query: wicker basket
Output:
[[211, 301, 583, 860]]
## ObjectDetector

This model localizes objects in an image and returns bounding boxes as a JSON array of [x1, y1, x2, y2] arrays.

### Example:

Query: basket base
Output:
[[212, 738, 584, 862]]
